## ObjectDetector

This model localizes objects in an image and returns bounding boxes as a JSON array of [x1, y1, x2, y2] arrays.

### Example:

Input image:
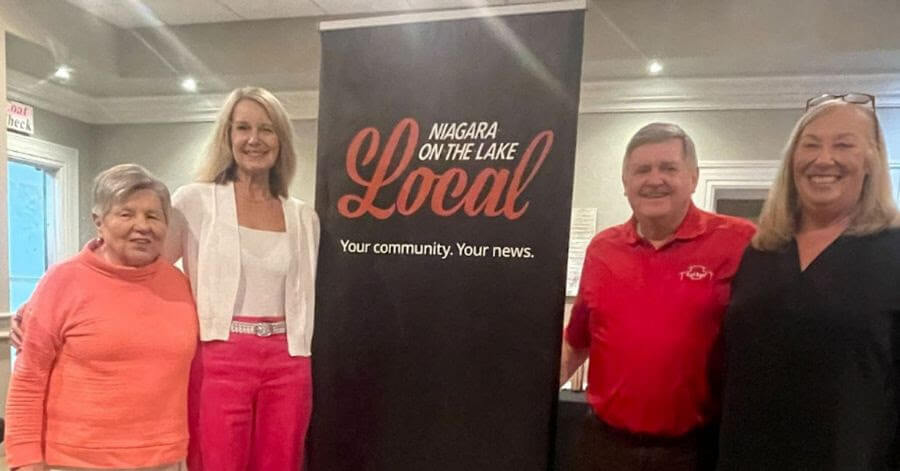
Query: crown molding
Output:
[[6, 69, 99, 123], [581, 73, 900, 113], [90, 91, 320, 124], [7, 69, 320, 124], [7, 69, 900, 124], [320, 0, 585, 31]]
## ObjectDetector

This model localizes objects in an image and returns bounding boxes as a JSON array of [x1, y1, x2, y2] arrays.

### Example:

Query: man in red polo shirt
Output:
[[560, 122, 755, 471]]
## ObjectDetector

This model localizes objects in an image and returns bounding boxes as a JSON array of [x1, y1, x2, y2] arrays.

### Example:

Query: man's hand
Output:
[[559, 340, 589, 387]]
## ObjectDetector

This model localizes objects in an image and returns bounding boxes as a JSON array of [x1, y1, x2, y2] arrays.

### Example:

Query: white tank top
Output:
[[233, 226, 290, 317]]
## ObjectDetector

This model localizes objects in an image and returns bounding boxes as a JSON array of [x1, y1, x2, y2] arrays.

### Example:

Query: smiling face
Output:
[[792, 105, 875, 222], [94, 189, 167, 267], [230, 98, 280, 178], [623, 138, 699, 225]]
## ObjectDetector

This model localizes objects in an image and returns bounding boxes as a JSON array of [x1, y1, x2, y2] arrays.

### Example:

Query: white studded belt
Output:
[[229, 320, 286, 337]]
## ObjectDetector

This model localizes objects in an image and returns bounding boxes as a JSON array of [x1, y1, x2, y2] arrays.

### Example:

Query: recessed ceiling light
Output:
[[181, 77, 198, 92], [53, 66, 72, 81], [647, 60, 663, 75]]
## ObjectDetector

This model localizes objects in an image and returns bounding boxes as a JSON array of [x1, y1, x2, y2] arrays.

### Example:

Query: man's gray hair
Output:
[[623, 122, 698, 173], [92, 164, 171, 221]]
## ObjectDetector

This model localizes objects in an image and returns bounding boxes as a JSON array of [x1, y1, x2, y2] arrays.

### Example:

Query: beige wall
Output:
[[81, 106, 900, 234], [86, 109, 799, 235], [29, 108, 97, 244], [17, 109, 321, 247], [88, 119, 319, 245], [15, 102, 900, 250], [575, 107, 900, 228], [573, 109, 801, 227]]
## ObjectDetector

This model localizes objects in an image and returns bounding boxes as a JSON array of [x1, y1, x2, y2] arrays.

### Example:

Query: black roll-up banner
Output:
[[311, 3, 585, 470]]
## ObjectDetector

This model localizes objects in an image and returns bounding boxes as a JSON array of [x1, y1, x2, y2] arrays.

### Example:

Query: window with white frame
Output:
[[6, 133, 79, 362]]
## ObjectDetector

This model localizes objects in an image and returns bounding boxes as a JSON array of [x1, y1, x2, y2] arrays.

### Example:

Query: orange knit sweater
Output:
[[4, 243, 198, 469]]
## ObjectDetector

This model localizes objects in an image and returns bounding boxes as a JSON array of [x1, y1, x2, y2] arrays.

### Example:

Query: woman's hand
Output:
[[15, 463, 47, 471], [11, 303, 27, 351]]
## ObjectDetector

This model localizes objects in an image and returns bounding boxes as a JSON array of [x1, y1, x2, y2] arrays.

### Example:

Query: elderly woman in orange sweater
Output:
[[4, 164, 198, 471]]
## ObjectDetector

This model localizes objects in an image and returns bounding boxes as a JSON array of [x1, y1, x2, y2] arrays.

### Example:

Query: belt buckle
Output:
[[254, 323, 273, 337]]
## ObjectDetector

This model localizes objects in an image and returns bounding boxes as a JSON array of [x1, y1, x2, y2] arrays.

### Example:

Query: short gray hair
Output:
[[622, 122, 697, 174], [92, 164, 171, 221]]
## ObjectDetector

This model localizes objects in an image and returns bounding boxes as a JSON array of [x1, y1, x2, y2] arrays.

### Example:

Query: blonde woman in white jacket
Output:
[[164, 87, 319, 471]]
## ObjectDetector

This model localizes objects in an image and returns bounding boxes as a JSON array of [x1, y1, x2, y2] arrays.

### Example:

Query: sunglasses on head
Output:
[[806, 93, 875, 111]]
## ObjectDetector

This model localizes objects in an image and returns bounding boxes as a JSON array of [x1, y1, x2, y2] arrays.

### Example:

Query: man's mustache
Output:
[[638, 185, 672, 197]]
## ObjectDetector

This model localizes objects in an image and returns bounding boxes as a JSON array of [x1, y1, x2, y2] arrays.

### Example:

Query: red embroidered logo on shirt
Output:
[[680, 265, 713, 281]]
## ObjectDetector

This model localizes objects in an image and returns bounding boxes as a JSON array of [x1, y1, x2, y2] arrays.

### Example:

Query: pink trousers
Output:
[[187, 318, 312, 471]]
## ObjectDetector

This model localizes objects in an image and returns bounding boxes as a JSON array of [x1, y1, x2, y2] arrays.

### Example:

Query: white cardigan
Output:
[[164, 182, 320, 356]]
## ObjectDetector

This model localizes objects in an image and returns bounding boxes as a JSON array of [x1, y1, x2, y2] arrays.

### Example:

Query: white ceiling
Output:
[[62, 0, 546, 28], [6, 0, 900, 116]]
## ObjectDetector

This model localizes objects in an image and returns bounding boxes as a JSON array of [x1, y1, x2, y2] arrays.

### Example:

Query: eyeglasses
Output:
[[806, 93, 875, 111]]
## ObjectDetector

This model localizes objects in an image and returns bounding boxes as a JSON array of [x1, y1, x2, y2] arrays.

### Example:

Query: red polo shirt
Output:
[[565, 204, 754, 436]]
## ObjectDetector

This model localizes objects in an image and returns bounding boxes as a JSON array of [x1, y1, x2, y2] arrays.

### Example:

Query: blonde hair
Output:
[[195, 87, 297, 198], [753, 100, 899, 251]]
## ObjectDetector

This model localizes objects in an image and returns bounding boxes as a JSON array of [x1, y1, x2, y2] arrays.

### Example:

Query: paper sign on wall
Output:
[[7, 101, 34, 135], [566, 207, 597, 296]]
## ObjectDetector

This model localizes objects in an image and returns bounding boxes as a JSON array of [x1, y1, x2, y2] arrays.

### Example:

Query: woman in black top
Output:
[[718, 94, 900, 471]]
